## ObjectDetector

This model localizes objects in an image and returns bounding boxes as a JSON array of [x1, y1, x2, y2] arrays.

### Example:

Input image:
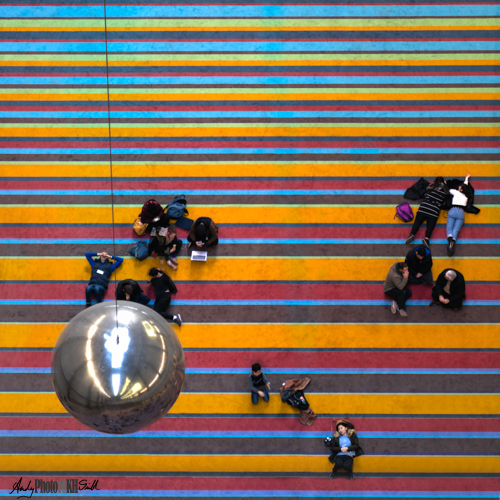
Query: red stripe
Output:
[[3, 73, 106, 77], [100, 38, 500, 42], [0, 225, 496, 240], [2, 351, 498, 369], [0, 106, 108, 111], [1, 283, 497, 301], [0, 474, 498, 491], [0, 416, 498, 433]]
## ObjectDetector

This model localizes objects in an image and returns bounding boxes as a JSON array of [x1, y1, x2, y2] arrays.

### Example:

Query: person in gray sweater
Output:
[[383, 262, 413, 318]]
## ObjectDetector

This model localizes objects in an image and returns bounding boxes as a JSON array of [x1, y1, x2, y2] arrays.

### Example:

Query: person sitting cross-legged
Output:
[[405, 245, 433, 285], [430, 269, 466, 311]]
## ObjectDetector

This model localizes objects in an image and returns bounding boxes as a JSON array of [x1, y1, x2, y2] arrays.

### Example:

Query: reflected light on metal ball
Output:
[[51, 301, 185, 434]]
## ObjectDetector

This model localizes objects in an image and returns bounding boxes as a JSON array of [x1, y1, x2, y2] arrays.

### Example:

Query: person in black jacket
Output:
[[148, 268, 182, 326], [326, 419, 364, 481], [188, 217, 219, 248], [405, 245, 433, 285], [115, 279, 150, 305], [85, 251, 123, 307], [430, 269, 466, 310]]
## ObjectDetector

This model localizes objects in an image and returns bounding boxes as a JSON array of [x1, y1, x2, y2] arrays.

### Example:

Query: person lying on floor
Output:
[[430, 269, 466, 311], [115, 279, 150, 305], [326, 419, 365, 481], [85, 251, 123, 307], [188, 216, 219, 248], [148, 267, 182, 327], [405, 245, 433, 285]]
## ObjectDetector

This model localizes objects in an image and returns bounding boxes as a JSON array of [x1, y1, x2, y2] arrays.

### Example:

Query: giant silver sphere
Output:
[[51, 301, 185, 434]]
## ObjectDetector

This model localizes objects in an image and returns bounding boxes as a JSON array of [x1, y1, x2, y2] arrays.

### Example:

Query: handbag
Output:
[[133, 217, 147, 236]]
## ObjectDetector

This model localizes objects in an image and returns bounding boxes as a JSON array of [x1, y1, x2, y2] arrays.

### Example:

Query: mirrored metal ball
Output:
[[51, 301, 185, 434]]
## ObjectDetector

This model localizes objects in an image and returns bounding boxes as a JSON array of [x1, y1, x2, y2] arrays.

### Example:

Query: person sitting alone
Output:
[[188, 216, 219, 248], [115, 279, 150, 305], [249, 363, 271, 405], [148, 267, 182, 327], [430, 269, 466, 310], [85, 251, 123, 307], [383, 262, 412, 318], [405, 245, 433, 285]]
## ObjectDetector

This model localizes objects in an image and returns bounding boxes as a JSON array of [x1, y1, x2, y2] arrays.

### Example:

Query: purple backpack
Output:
[[394, 202, 414, 222]]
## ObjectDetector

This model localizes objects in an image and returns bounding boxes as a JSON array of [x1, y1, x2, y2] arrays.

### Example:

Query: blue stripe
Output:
[[0, 239, 498, 245], [3, 5, 497, 17], [1, 190, 498, 196], [1, 148, 499, 155], [1, 111, 500, 119], [0, 430, 496, 439], [2, 75, 498, 83], [2, 367, 498, 375], [0, 299, 497, 306]]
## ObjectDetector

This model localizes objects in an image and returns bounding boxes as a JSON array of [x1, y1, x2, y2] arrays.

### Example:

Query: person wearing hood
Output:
[[188, 217, 219, 248], [327, 419, 364, 481], [115, 279, 150, 305], [383, 262, 412, 318], [405, 245, 433, 285], [430, 269, 466, 310], [85, 251, 123, 307]]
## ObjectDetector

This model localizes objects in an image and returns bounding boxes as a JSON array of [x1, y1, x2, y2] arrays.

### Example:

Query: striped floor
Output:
[[0, 0, 499, 498]]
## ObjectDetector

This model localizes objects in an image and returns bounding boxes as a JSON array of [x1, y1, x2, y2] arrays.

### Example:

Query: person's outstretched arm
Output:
[[464, 173, 471, 185], [109, 255, 124, 272], [85, 252, 97, 267]]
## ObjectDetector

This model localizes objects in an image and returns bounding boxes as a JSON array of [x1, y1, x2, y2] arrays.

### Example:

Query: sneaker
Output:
[[449, 239, 456, 256], [399, 308, 408, 318], [391, 300, 398, 315], [350, 473, 354, 481], [173, 314, 182, 327], [405, 234, 415, 244], [422, 238, 430, 250], [329, 471, 335, 481]]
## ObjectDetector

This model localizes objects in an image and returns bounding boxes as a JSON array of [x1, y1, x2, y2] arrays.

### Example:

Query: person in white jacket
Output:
[[446, 174, 472, 256]]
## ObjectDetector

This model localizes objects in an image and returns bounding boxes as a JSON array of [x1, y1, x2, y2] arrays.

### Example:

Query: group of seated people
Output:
[[384, 244, 466, 317]]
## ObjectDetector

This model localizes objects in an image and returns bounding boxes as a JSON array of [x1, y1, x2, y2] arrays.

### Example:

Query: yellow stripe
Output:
[[2, 323, 499, 349], [0, 256, 498, 282], [0, 162, 498, 178], [1, 125, 497, 138], [0, 205, 497, 225], [0, 454, 497, 473], [1, 392, 498, 415]]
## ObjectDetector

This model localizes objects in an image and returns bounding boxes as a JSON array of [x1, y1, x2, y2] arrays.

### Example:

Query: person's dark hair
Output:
[[123, 285, 133, 296], [429, 176, 448, 193], [252, 363, 261, 372], [397, 262, 408, 271], [167, 224, 177, 237], [460, 183, 472, 199], [148, 268, 160, 278], [195, 222, 207, 240], [416, 247, 427, 257]]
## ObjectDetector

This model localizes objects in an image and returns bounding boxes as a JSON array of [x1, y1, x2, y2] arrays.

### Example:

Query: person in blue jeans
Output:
[[85, 251, 123, 307], [446, 174, 471, 256], [249, 363, 271, 404]]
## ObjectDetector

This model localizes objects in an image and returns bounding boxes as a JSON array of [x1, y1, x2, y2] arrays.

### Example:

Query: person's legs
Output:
[[262, 387, 270, 402], [424, 215, 438, 240], [154, 293, 173, 320], [93, 285, 105, 303], [342, 456, 354, 477], [138, 293, 150, 305], [85, 284, 94, 305], [418, 271, 434, 285], [407, 270, 422, 285], [451, 209, 465, 241], [251, 391, 259, 405], [409, 211, 426, 236], [431, 286, 441, 303], [332, 455, 345, 473], [446, 207, 458, 238], [402, 288, 413, 309]]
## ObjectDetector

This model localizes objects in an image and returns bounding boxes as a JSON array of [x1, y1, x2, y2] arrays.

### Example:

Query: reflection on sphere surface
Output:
[[51, 301, 185, 434]]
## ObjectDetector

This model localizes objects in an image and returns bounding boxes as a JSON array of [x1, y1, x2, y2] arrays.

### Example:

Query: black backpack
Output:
[[282, 389, 310, 410]]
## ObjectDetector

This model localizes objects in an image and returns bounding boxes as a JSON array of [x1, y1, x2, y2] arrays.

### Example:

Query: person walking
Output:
[[383, 262, 412, 318], [405, 177, 448, 249], [446, 174, 472, 256], [327, 419, 364, 481], [85, 251, 123, 307]]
